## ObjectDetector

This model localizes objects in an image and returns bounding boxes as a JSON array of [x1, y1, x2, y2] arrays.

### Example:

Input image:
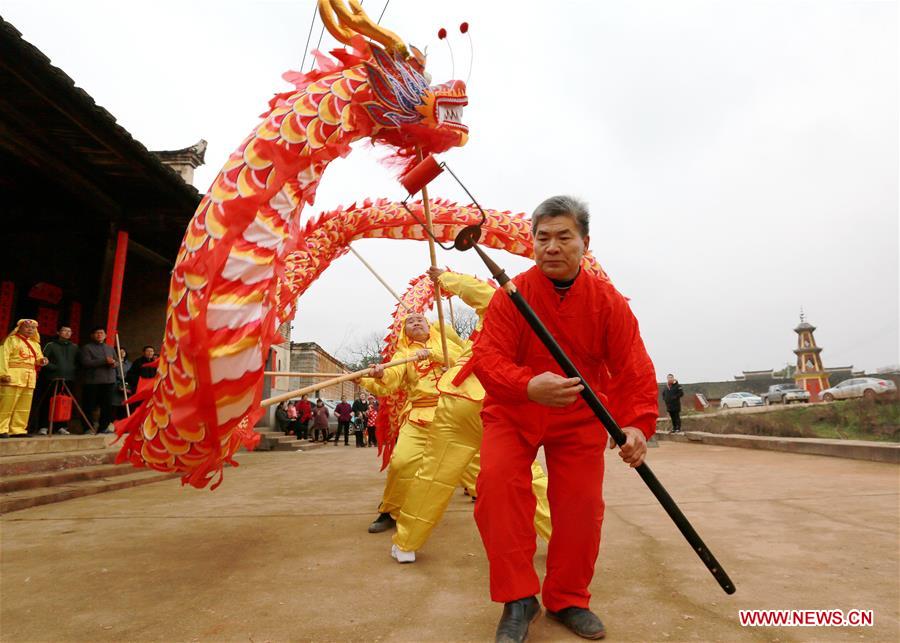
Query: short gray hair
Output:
[[531, 195, 590, 238]]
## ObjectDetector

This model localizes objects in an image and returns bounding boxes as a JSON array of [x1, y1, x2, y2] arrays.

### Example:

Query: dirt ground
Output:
[[1, 442, 898, 642]]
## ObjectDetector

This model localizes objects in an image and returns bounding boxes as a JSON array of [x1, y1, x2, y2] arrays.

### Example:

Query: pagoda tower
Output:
[[793, 310, 830, 401]]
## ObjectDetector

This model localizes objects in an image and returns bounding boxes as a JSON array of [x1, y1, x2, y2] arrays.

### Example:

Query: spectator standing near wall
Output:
[[275, 401, 291, 433], [312, 398, 330, 442], [662, 373, 684, 433], [78, 327, 117, 434], [286, 400, 298, 436], [334, 396, 352, 446], [37, 325, 78, 435], [365, 395, 378, 447], [353, 414, 365, 447], [126, 346, 157, 393], [0, 319, 47, 438], [111, 348, 132, 421], [296, 394, 312, 439]]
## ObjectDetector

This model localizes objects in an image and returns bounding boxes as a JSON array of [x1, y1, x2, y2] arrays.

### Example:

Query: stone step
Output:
[[0, 462, 137, 493], [296, 441, 327, 452], [0, 470, 181, 514], [0, 449, 119, 477], [273, 440, 305, 451], [273, 439, 331, 451], [0, 434, 109, 457]]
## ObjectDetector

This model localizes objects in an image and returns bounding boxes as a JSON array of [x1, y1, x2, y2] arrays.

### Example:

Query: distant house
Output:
[[289, 342, 357, 401]]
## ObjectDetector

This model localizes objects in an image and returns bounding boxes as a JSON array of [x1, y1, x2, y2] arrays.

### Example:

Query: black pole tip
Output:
[[454, 225, 482, 250]]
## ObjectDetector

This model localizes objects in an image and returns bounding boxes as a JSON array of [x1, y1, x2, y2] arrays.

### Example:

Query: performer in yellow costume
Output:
[[391, 270, 551, 563], [362, 312, 463, 533], [0, 319, 47, 437]]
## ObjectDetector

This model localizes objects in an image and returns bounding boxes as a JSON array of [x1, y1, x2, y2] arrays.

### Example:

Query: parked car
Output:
[[818, 378, 897, 402], [762, 384, 810, 405], [719, 392, 765, 409]]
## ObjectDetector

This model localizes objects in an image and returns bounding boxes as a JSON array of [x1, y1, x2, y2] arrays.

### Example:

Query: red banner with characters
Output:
[[36, 306, 59, 337], [0, 282, 14, 334], [69, 301, 82, 344]]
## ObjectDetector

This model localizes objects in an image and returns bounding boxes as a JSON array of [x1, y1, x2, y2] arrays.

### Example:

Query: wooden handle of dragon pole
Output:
[[260, 354, 427, 407], [348, 246, 412, 312], [114, 333, 131, 417], [264, 371, 351, 378], [416, 146, 450, 368]]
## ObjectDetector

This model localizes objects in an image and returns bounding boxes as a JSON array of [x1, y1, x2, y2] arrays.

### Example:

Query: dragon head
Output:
[[318, 0, 469, 154]]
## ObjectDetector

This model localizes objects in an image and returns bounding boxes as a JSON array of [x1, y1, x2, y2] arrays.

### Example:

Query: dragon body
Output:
[[116, 2, 468, 489], [117, 2, 609, 490]]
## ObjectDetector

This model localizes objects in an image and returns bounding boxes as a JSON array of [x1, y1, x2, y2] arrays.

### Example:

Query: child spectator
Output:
[[365, 395, 378, 447], [353, 414, 365, 447]]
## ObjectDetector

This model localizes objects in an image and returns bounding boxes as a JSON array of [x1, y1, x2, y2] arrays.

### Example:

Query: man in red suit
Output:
[[472, 196, 658, 642]]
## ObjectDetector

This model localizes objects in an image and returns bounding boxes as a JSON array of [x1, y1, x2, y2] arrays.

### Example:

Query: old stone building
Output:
[[289, 342, 358, 401], [0, 17, 203, 355]]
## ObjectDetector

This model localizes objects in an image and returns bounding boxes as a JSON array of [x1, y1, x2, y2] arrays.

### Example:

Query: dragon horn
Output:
[[318, 0, 410, 59]]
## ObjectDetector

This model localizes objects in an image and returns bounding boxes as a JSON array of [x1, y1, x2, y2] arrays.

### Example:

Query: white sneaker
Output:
[[391, 544, 416, 564], [57, 428, 71, 435], [38, 427, 48, 435]]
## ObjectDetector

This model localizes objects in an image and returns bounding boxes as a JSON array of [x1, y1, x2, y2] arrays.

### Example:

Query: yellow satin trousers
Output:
[[0, 385, 33, 435], [393, 394, 552, 552]]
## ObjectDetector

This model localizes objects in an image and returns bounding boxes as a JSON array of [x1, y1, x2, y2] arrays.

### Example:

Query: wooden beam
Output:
[[0, 112, 121, 217]]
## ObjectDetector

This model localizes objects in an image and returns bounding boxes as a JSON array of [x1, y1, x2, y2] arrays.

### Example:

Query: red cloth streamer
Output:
[[400, 154, 444, 195]]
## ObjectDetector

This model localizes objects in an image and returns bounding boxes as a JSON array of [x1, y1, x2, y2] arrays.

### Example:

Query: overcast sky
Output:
[[5, 0, 898, 382]]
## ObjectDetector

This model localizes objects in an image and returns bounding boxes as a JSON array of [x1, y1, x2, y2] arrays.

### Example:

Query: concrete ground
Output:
[[1, 442, 897, 642]]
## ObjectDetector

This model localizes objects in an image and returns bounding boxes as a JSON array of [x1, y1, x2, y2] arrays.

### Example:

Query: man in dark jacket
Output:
[[78, 327, 117, 434], [36, 326, 78, 435], [662, 373, 684, 433], [126, 345, 157, 391]]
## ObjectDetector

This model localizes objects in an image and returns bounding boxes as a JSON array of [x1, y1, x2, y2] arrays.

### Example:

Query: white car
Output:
[[819, 378, 897, 402], [720, 392, 765, 409]]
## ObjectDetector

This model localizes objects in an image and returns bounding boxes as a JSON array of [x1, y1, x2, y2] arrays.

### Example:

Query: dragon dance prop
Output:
[[114, 0, 470, 489], [115, 0, 612, 492]]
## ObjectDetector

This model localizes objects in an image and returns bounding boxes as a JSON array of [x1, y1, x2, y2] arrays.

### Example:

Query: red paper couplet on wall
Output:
[[28, 282, 63, 304], [69, 301, 82, 344], [0, 282, 14, 334], [36, 306, 59, 336]]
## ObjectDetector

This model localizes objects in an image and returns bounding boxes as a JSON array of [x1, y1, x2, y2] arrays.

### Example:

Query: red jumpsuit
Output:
[[472, 265, 658, 612]]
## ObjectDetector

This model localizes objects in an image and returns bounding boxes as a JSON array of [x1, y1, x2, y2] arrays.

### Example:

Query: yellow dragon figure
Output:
[[116, 0, 469, 489]]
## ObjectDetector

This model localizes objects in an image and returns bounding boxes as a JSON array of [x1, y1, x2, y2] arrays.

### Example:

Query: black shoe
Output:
[[367, 512, 396, 533], [495, 596, 541, 643], [0, 433, 8, 439], [547, 607, 606, 640]]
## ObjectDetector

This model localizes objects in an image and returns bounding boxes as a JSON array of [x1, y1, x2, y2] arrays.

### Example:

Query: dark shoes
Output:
[[367, 512, 396, 533], [547, 607, 606, 639], [495, 596, 541, 643]]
